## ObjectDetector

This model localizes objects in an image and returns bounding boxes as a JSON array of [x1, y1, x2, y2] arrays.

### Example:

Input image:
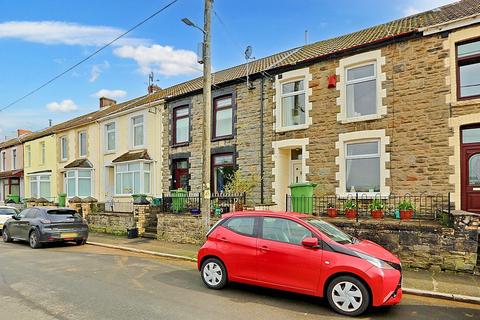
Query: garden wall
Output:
[[157, 214, 220, 244], [87, 212, 135, 236]]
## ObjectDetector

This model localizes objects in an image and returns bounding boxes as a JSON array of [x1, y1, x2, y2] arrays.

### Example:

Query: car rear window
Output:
[[0, 208, 18, 215], [47, 209, 82, 221]]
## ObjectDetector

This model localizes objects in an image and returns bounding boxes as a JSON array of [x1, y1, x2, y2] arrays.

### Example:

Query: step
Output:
[[142, 232, 157, 239]]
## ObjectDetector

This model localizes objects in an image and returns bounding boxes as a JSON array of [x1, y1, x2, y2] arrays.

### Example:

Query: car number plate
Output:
[[61, 232, 78, 238]]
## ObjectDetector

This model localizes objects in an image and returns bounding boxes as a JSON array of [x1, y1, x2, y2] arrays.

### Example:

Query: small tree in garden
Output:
[[223, 170, 259, 197]]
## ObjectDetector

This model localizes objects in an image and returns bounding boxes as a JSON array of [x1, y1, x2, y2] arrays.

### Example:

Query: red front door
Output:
[[172, 159, 189, 190], [461, 126, 480, 213]]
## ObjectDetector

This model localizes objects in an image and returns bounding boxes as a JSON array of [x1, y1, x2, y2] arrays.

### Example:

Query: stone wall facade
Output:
[[87, 212, 135, 236], [156, 214, 220, 244]]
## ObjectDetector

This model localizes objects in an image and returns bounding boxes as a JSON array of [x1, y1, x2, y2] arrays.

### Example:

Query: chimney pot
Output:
[[99, 97, 116, 109], [17, 129, 32, 137], [148, 84, 161, 94]]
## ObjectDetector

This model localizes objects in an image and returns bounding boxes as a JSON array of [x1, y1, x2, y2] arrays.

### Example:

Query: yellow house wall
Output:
[[23, 134, 58, 201]]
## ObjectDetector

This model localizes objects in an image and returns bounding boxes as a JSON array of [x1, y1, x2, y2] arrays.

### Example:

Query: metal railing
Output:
[[161, 192, 201, 215], [210, 192, 246, 216], [286, 193, 451, 221]]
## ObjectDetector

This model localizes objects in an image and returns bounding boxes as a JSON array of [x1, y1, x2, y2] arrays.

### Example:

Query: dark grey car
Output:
[[2, 207, 88, 249]]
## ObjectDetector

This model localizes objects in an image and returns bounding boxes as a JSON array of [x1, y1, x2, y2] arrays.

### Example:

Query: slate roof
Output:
[[1, 0, 479, 146], [112, 149, 151, 163]]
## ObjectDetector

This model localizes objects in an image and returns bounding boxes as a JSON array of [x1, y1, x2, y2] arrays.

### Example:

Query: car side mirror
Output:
[[302, 237, 319, 249], [11, 215, 19, 220]]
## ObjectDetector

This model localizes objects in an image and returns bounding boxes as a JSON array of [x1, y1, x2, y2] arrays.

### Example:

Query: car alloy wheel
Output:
[[2, 228, 12, 242], [29, 230, 41, 249], [201, 258, 227, 289], [327, 276, 369, 316]]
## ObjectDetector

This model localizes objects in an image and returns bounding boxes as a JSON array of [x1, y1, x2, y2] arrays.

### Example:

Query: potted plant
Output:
[[368, 199, 385, 219], [326, 203, 338, 217], [398, 199, 415, 220], [343, 199, 357, 219]]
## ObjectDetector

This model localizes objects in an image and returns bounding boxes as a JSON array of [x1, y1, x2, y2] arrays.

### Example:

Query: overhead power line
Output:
[[0, 0, 179, 112]]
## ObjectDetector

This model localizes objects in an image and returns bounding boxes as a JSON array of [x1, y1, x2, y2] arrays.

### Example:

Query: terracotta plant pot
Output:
[[370, 210, 384, 219], [400, 210, 414, 220], [344, 209, 357, 219], [327, 208, 338, 218]]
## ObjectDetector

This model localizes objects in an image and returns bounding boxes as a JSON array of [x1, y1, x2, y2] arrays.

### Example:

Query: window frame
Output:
[[78, 131, 87, 158], [29, 173, 51, 199], [211, 152, 235, 193], [64, 169, 93, 198], [280, 79, 306, 128], [40, 142, 46, 165], [212, 94, 234, 140], [1, 151, 5, 171], [344, 140, 381, 194], [114, 161, 152, 196], [131, 115, 145, 149], [104, 122, 116, 153], [172, 105, 190, 146], [60, 136, 68, 161], [25, 145, 31, 167], [456, 37, 480, 101], [344, 61, 378, 120]]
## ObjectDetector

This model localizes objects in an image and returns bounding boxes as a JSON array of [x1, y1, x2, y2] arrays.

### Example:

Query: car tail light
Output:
[[40, 219, 52, 224]]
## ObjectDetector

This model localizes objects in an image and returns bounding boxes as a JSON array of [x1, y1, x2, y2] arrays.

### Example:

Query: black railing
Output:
[[286, 193, 451, 221], [104, 199, 134, 213], [161, 192, 201, 215], [210, 192, 246, 216]]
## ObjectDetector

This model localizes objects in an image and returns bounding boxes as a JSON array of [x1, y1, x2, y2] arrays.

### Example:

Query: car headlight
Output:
[[354, 251, 394, 270]]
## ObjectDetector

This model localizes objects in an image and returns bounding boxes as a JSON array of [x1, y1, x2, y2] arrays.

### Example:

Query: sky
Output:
[[0, 0, 458, 141]]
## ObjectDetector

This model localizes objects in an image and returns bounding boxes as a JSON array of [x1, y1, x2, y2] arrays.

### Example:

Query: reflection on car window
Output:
[[303, 218, 353, 244], [18, 209, 29, 218], [0, 208, 18, 215], [262, 217, 312, 245], [225, 217, 255, 236]]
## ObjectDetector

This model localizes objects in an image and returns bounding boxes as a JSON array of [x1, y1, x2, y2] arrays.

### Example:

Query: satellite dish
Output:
[[245, 46, 253, 60]]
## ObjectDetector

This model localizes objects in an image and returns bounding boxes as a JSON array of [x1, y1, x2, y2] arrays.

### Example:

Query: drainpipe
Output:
[[260, 76, 265, 204]]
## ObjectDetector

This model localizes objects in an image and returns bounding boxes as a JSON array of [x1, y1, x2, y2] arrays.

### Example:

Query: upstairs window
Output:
[[78, 132, 87, 157], [281, 80, 305, 127], [105, 122, 116, 152], [40, 142, 46, 165], [346, 63, 376, 118], [457, 39, 480, 99], [132, 115, 144, 147], [1, 152, 5, 171], [12, 149, 17, 170], [60, 136, 68, 161], [25, 145, 31, 167], [173, 106, 189, 145], [213, 95, 233, 139]]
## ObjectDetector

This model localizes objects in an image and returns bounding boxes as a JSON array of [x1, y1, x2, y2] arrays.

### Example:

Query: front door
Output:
[[172, 159, 189, 190], [461, 126, 480, 213], [291, 160, 302, 184]]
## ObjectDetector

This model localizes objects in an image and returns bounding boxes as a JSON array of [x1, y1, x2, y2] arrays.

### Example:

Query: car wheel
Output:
[[2, 227, 12, 243], [29, 229, 42, 249], [75, 239, 86, 246], [327, 275, 370, 317], [201, 258, 227, 290]]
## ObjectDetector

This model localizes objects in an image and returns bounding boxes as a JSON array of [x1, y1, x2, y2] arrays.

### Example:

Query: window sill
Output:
[[275, 124, 309, 133], [104, 151, 116, 155], [337, 192, 390, 199], [451, 97, 480, 107], [212, 135, 234, 142], [338, 114, 382, 124], [171, 142, 189, 148]]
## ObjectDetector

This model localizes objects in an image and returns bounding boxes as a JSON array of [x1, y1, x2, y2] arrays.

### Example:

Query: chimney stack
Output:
[[148, 84, 161, 94], [99, 97, 116, 109], [17, 129, 32, 137]]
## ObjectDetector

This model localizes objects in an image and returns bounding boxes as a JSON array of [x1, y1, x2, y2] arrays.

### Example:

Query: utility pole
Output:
[[201, 0, 213, 227]]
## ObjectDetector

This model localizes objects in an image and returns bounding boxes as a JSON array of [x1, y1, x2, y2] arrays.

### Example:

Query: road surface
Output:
[[1, 240, 479, 320]]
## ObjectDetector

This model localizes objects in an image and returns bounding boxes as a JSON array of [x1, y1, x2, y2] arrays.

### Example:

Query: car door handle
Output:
[[219, 237, 229, 242], [259, 245, 269, 252]]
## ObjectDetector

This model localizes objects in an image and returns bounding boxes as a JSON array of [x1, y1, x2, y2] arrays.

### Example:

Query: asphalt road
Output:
[[1, 241, 479, 320]]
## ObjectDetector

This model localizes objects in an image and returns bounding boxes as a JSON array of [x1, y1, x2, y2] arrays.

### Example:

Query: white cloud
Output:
[[93, 89, 127, 99], [46, 99, 79, 113], [89, 61, 110, 82], [0, 21, 146, 46], [113, 44, 201, 76], [402, 0, 457, 16]]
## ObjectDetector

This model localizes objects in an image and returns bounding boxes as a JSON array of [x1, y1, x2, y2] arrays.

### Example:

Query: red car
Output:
[[197, 211, 402, 317]]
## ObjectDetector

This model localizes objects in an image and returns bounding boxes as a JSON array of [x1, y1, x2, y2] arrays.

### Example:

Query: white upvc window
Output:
[[78, 131, 87, 157], [131, 115, 144, 148], [12, 149, 17, 170], [1, 151, 5, 171], [30, 174, 51, 199], [114, 161, 151, 195], [274, 68, 312, 132], [25, 145, 31, 167], [337, 50, 386, 123], [40, 142, 46, 165], [65, 169, 92, 198], [60, 136, 68, 161], [105, 122, 116, 152], [335, 129, 390, 197]]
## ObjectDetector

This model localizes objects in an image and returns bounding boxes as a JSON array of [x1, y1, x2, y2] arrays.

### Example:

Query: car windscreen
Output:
[[303, 218, 354, 244], [46, 209, 83, 221], [0, 208, 18, 215]]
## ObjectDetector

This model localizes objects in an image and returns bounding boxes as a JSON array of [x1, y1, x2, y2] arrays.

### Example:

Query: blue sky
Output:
[[0, 0, 456, 140]]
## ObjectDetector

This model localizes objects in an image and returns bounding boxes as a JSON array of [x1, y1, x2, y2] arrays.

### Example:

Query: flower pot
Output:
[[327, 208, 338, 217], [235, 203, 244, 212], [190, 208, 200, 215], [400, 210, 414, 220], [344, 209, 357, 219], [370, 210, 384, 219]]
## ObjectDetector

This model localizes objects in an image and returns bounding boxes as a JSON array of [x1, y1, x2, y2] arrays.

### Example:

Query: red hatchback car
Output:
[[197, 211, 402, 316]]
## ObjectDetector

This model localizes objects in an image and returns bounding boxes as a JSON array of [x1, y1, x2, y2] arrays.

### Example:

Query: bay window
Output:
[[65, 170, 92, 198], [115, 162, 151, 195], [132, 116, 144, 147], [173, 106, 189, 145], [346, 63, 377, 118], [105, 122, 116, 152], [213, 95, 233, 139], [457, 39, 480, 99], [281, 80, 305, 127], [345, 141, 380, 193], [30, 174, 51, 199]]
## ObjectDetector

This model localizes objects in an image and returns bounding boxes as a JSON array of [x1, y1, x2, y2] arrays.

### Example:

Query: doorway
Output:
[[461, 126, 480, 213], [172, 159, 189, 190]]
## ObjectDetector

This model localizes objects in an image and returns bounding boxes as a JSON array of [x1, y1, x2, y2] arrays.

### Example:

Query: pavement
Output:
[[88, 232, 480, 301], [1, 240, 480, 320]]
